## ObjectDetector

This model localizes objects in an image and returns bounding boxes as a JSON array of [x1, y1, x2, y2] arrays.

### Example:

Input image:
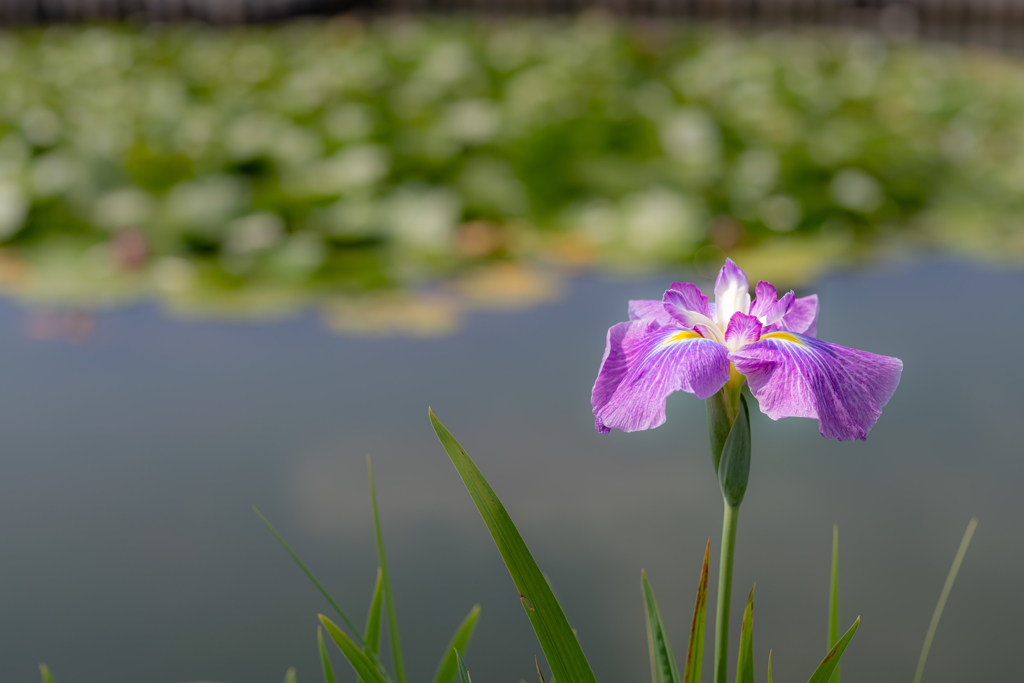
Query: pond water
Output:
[[0, 258, 1019, 683]]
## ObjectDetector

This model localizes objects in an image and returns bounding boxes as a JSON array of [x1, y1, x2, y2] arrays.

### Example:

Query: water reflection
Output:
[[0, 260, 1019, 682], [2, 19, 1024, 334]]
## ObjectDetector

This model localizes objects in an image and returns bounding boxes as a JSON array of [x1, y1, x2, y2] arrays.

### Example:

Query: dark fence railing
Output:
[[4, 0, 1024, 49]]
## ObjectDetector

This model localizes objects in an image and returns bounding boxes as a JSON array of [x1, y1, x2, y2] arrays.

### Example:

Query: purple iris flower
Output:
[[592, 259, 902, 441]]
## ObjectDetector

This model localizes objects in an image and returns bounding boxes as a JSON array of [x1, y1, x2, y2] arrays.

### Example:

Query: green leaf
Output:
[[368, 457, 407, 683], [285, 667, 297, 683], [432, 604, 482, 683], [360, 567, 385, 683], [253, 507, 365, 644], [766, 651, 772, 683], [366, 567, 385, 654], [320, 626, 338, 683], [456, 650, 472, 683], [805, 617, 859, 683], [429, 408, 598, 683], [913, 518, 979, 683], [684, 540, 710, 683], [320, 614, 390, 683], [717, 395, 751, 508], [642, 569, 681, 683], [827, 525, 840, 683], [735, 586, 754, 683], [254, 508, 392, 682], [39, 664, 54, 683]]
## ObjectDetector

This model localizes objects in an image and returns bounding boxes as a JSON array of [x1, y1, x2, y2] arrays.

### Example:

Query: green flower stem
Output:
[[714, 499, 740, 683]]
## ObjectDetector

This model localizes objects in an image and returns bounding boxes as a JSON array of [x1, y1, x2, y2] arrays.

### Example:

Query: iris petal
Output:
[[663, 282, 711, 319], [593, 321, 731, 433], [629, 299, 674, 325], [748, 281, 777, 319], [714, 258, 751, 328], [724, 312, 763, 350], [776, 294, 819, 337], [729, 332, 903, 441]]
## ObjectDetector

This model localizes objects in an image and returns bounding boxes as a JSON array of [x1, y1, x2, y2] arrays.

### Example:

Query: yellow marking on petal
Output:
[[656, 329, 704, 352], [669, 330, 703, 343], [760, 331, 806, 347]]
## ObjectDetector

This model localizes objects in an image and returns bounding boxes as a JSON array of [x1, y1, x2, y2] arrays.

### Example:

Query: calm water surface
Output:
[[0, 260, 1020, 683]]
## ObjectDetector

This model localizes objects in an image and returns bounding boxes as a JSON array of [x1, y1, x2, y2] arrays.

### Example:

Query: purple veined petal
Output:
[[628, 300, 674, 325], [663, 282, 711, 321], [663, 306, 723, 342], [748, 281, 778, 319], [729, 332, 903, 441], [592, 320, 640, 433], [593, 321, 731, 433], [763, 291, 795, 326], [714, 258, 751, 328], [776, 294, 819, 337], [724, 312, 763, 350], [749, 281, 795, 327]]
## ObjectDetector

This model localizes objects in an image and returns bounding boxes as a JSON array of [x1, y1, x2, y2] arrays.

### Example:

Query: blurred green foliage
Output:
[[1, 17, 1023, 327]]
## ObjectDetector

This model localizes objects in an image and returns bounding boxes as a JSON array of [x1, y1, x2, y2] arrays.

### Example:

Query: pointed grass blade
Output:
[[321, 614, 390, 683], [806, 618, 859, 683], [39, 664, 54, 683], [366, 567, 385, 655], [827, 526, 840, 683], [320, 626, 338, 683], [359, 567, 385, 683], [642, 569, 681, 683], [285, 667, 297, 683], [684, 540, 711, 683], [429, 409, 598, 683], [432, 604, 482, 683], [912, 518, 978, 683], [253, 507, 365, 645], [457, 651, 472, 683], [767, 651, 772, 683], [735, 586, 754, 683], [368, 457, 407, 683]]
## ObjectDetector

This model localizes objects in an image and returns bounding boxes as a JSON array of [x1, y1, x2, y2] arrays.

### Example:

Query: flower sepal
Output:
[[713, 392, 751, 508]]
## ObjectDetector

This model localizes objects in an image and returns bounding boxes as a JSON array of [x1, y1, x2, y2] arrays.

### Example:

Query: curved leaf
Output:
[[642, 570, 681, 683], [806, 618, 859, 683], [429, 409, 598, 683], [735, 586, 754, 683], [684, 540, 711, 683], [321, 614, 390, 683], [320, 626, 338, 683], [432, 605, 482, 683]]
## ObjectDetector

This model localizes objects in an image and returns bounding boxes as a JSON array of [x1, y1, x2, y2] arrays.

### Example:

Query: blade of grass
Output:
[[912, 518, 978, 683], [368, 457, 407, 683], [457, 651, 472, 683], [365, 568, 384, 655], [39, 664, 53, 683], [253, 507, 363, 642], [321, 614, 390, 683], [828, 525, 839, 683], [684, 540, 711, 683], [320, 626, 338, 683], [642, 569, 681, 683], [429, 408, 598, 683], [254, 507, 392, 682], [432, 604, 482, 683], [285, 667, 297, 683], [767, 651, 772, 683], [806, 617, 859, 683], [359, 567, 385, 683], [735, 586, 754, 683]]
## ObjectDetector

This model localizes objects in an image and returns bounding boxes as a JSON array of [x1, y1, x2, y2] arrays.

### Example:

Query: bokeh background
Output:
[[0, 3, 1021, 683]]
